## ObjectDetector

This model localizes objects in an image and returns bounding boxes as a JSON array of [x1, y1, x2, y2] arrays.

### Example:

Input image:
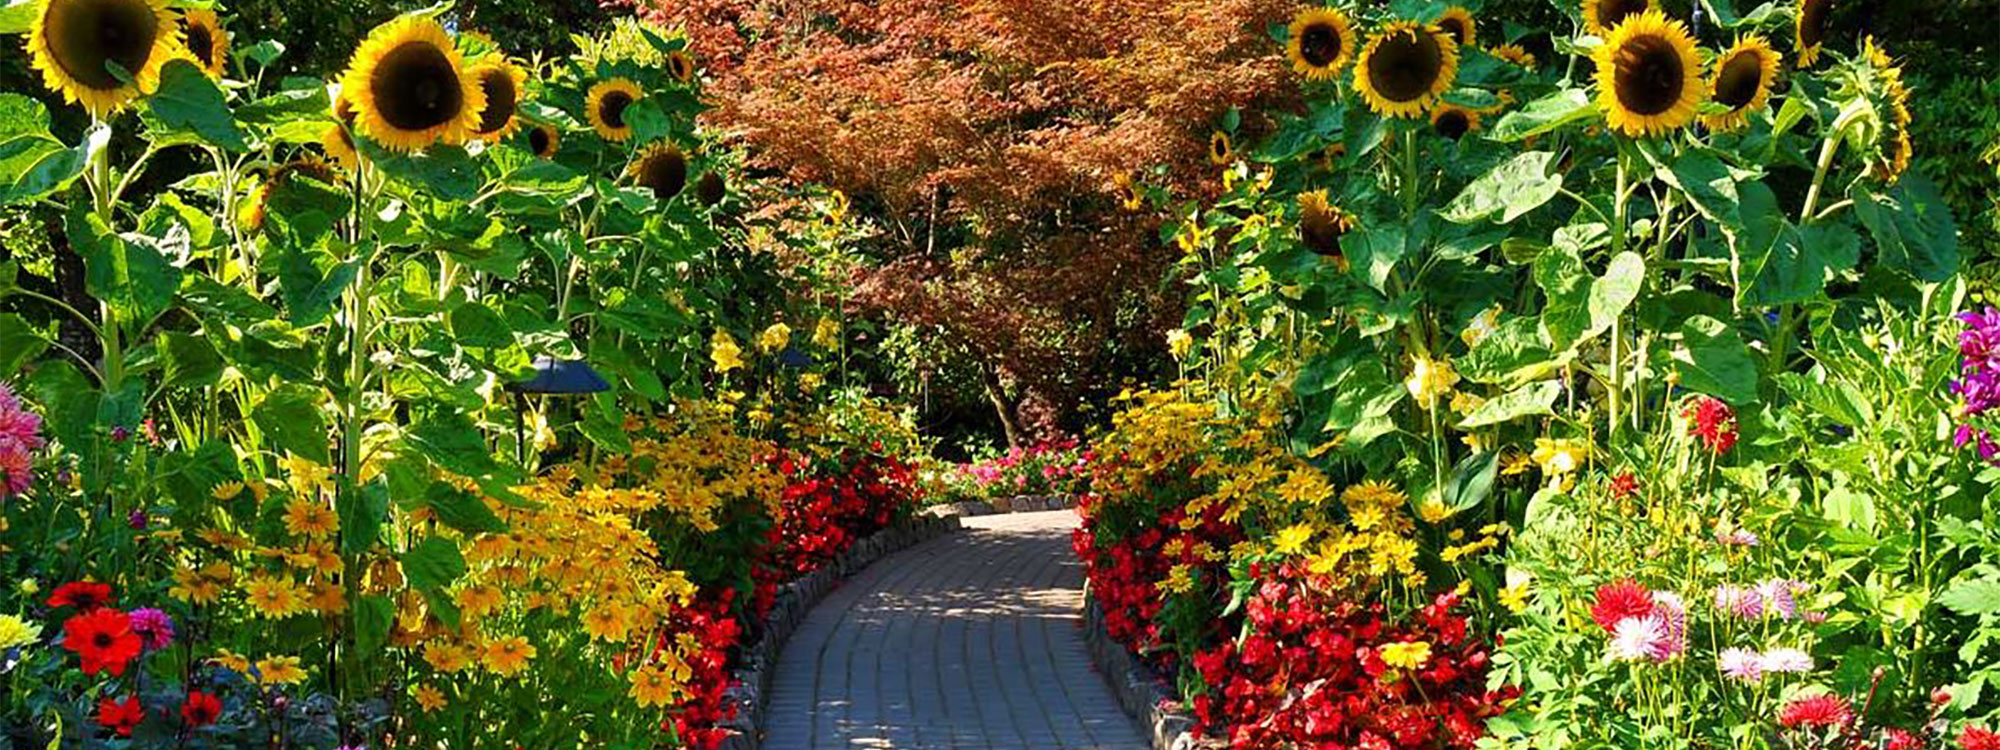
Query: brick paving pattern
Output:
[[763, 510, 1147, 750]]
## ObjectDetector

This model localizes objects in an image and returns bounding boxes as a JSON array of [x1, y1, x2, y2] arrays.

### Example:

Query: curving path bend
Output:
[[762, 510, 1147, 750]]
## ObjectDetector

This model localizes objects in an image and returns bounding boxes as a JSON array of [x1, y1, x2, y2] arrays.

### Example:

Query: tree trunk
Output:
[[977, 360, 1023, 450]]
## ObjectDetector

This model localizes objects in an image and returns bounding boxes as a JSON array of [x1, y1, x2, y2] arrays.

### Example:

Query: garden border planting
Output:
[[716, 512, 965, 750], [1082, 594, 1213, 750], [924, 493, 1078, 518]]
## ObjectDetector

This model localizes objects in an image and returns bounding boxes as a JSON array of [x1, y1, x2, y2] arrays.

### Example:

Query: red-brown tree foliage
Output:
[[623, 0, 1300, 443]]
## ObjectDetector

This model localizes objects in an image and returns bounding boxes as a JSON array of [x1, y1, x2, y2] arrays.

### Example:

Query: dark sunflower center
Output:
[[475, 69, 517, 133], [640, 149, 686, 199], [370, 41, 463, 132], [1597, 0, 1649, 29], [1435, 110, 1471, 139], [1210, 135, 1228, 158], [1301, 205, 1349, 257], [48, 0, 160, 90], [1612, 33, 1685, 116], [1713, 52, 1764, 108], [1799, 0, 1830, 46], [1367, 30, 1444, 102], [670, 54, 692, 80], [1299, 22, 1343, 68], [529, 126, 553, 155], [598, 91, 632, 129], [697, 171, 725, 206], [1439, 17, 1469, 47], [184, 22, 214, 68]]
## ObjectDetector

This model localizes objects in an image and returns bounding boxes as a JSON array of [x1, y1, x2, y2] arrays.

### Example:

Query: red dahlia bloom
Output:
[[1683, 395, 1739, 454], [181, 691, 222, 726], [1589, 579, 1654, 633], [1778, 694, 1852, 729], [96, 695, 144, 737], [62, 608, 143, 676], [1964, 727, 2000, 750], [47, 581, 115, 611], [1608, 472, 1640, 500]]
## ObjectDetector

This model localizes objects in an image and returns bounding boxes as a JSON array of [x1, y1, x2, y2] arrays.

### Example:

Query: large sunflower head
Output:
[[466, 56, 527, 141], [1592, 10, 1705, 138], [1702, 35, 1780, 132], [666, 50, 697, 83], [1581, 0, 1652, 36], [340, 16, 486, 152], [527, 122, 561, 158], [1286, 7, 1357, 82], [1794, 0, 1832, 67], [178, 8, 227, 79], [628, 142, 687, 201], [1430, 103, 1481, 140], [1208, 131, 1234, 165], [1436, 7, 1476, 50], [1299, 190, 1355, 266], [586, 78, 641, 142], [1354, 21, 1460, 119], [695, 170, 726, 207], [26, 0, 183, 117]]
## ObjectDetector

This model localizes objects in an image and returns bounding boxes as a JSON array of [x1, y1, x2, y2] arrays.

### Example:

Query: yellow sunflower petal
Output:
[[27, 0, 185, 117], [1354, 21, 1460, 119], [1286, 7, 1357, 82], [586, 78, 642, 142], [1701, 35, 1780, 132], [1592, 9, 1705, 137], [339, 15, 486, 152], [179, 8, 227, 80]]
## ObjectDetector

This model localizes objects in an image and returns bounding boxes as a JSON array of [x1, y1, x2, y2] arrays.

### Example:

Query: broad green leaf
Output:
[[402, 536, 467, 590], [73, 202, 181, 328], [1854, 175, 1960, 282], [423, 481, 508, 534], [0, 313, 47, 379], [1460, 316, 1563, 386], [241, 39, 285, 68], [148, 60, 248, 151], [250, 384, 329, 463], [236, 87, 331, 125], [1443, 151, 1561, 224], [365, 142, 481, 201], [1822, 484, 1877, 532], [157, 332, 223, 389], [1, 120, 103, 206], [1673, 315, 1758, 405], [1734, 182, 1857, 306], [1775, 372, 1871, 427], [338, 480, 390, 555], [1489, 89, 1594, 142], [1458, 380, 1562, 429], [356, 595, 394, 655], [0, 94, 50, 140], [1538, 247, 1642, 351], [406, 407, 516, 482], [450, 301, 512, 349], [1940, 578, 2000, 617], [1659, 148, 1739, 223], [1442, 450, 1500, 513], [0, 0, 36, 34]]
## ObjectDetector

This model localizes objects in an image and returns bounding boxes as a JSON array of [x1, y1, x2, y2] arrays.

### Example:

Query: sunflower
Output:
[[1430, 103, 1481, 139], [1592, 10, 1705, 137], [322, 121, 359, 169], [1862, 37, 1910, 183], [1436, 7, 1476, 50], [696, 171, 726, 207], [1354, 21, 1460, 118], [1580, 0, 1652, 36], [340, 15, 485, 152], [179, 8, 227, 79], [466, 56, 526, 141], [1794, 0, 1832, 67], [1702, 35, 1780, 131], [1111, 172, 1142, 210], [26, 0, 183, 117], [1208, 131, 1234, 165], [1489, 43, 1537, 70], [1286, 7, 1356, 81], [628, 142, 687, 201], [1299, 190, 1355, 266], [586, 78, 642, 142], [666, 49, 696, 83], [527, 122, 560, 158]]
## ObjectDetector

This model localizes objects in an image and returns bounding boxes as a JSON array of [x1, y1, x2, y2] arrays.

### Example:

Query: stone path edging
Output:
[[717, 513, 966, 750], [1081, 594, 1217, 750], [924, 493, 1078, 518]]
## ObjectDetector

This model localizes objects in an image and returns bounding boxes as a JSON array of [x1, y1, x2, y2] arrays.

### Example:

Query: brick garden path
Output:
[[764, 510, 1148, 749]]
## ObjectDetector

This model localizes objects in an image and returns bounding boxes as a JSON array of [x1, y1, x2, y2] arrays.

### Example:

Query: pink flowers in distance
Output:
[[1954, 307, 2000, 461], [1717, 646, 1813, 684], [0, 382, 44, 498], [1712, 579, 1809, 621]]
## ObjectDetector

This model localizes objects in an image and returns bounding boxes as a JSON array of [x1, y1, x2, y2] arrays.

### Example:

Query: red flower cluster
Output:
[[1589, 579, 1655, 633], [48, 581, 115, 611], [1683, 395, 1739, 455], [767, 453, 919, 577], [1607, 472, 1640, 500], [1190, 582, 1515, 749], [96, 696, 144, 737], [1072, 485, 1241, 673], [655, 595, 746, 750], [181, 691, 223, 727], [1964, 727, 2000, 750]]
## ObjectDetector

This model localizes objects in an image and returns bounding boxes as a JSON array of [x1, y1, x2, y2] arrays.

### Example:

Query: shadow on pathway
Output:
[[763, 510, 1148, 750]]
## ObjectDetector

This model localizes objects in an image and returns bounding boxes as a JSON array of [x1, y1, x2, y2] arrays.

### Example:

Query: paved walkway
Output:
[[764, 510, 1147, 750]]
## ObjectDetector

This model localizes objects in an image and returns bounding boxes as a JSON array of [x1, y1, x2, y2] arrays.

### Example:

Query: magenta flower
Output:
[[1757, 579, 1803, 620], [128, 607, 175, 651], [0, 382, 42, 498], [1714, 584, 1764, 620]]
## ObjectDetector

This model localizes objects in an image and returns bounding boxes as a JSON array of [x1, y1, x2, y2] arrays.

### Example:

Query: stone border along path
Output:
[[760, 510, 1149, 749]]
